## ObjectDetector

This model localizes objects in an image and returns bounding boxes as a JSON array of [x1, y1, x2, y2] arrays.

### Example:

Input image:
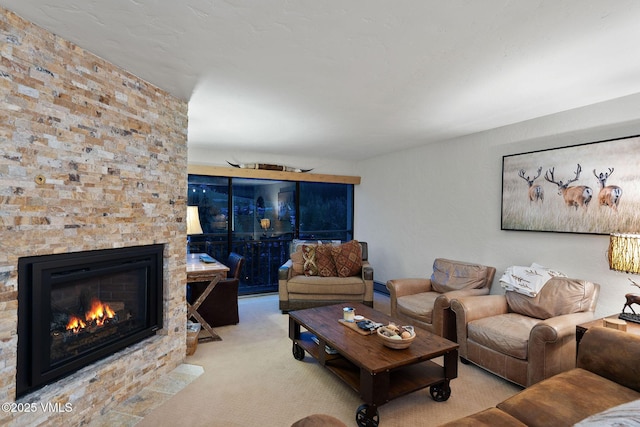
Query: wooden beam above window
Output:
[[187, 164, 361, 185]]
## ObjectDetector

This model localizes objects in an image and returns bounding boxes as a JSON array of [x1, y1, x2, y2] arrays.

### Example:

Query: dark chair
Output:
[[189, 252, 245, 327]]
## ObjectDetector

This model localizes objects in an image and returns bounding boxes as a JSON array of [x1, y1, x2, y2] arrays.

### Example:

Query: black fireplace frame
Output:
[[16, 244, 164, 398]]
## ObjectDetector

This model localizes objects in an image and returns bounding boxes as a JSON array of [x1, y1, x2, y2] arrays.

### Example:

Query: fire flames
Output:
[[66, 298, 116, 333]]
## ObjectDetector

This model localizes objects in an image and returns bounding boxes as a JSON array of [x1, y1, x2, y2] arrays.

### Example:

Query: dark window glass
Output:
[[187, 175, 353, 294], [187, 176, 229, 256], [299, 182, 353, 241]]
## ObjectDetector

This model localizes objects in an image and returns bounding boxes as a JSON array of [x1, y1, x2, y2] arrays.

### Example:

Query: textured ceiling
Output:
[[3, 1, 640, 160]]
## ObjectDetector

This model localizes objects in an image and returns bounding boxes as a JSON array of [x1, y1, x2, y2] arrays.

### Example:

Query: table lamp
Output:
[[608, 233, 640, 324], [186, 206, 203, 252]]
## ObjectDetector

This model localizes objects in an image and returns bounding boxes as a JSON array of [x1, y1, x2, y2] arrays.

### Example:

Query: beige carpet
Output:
[[135, 293, 521, 427]]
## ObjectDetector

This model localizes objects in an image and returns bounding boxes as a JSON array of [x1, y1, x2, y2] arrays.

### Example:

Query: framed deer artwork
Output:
[[501, 134, 640, 234]]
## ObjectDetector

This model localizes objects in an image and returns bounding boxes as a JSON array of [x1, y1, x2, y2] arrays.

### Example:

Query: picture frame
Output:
[[501, 134, 640, 234]]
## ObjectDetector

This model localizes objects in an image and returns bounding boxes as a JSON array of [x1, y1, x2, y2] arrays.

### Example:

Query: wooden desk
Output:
[[186, 254, 230, 342]]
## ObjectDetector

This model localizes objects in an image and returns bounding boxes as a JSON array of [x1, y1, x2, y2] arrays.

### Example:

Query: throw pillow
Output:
[[301, 244, 318, 276], [290, 249, 304, 275], [331, 240, 362, 278], [315, 244, 338, 277]]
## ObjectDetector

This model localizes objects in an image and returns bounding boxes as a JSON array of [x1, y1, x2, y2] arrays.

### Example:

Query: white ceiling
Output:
[[3, 1, 640, 161]]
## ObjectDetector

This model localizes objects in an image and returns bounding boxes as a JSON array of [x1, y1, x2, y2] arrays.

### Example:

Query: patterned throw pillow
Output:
[[331, 240, 362, 278], [316, 244, 338, 277], [301, 244, 318, 276]]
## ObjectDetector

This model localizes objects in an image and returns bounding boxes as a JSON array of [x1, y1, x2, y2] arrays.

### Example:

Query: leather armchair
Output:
[[451, 277, 600, 387], [189, 252, 245, 327], [386, 259, 496, 340]]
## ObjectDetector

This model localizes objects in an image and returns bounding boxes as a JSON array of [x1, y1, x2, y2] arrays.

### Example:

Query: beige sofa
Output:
[[451, 277, 600, 387], [278, 240, 373, 312], [440, 326, 640, 427]]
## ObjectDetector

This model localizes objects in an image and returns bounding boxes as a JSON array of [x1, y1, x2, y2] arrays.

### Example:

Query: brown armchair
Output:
[[451, 277, 600, 387], [189, 252, 245, 327], [386, 259, 496, 340]]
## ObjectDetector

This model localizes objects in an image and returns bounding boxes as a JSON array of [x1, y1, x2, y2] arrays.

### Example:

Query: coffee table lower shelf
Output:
[[292, 330, 454, 426]]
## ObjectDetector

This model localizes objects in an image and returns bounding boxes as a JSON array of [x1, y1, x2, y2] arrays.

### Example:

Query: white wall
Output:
[[356, 92, 640, 318]]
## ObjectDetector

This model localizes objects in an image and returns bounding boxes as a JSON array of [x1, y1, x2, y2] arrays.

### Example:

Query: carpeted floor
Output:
[[131, 293, 521, 427]]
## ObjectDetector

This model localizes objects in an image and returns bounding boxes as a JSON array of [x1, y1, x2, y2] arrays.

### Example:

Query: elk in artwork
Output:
[[593, 168, 622, 212], [518, 167, 544, 203], [544, 164, 593, 210]]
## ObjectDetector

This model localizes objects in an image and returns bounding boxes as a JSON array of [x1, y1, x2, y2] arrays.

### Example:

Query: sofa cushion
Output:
[[286, 275, 365, 295], [506, 277, 596, 319], [290, 249, 305, 275], [302, 245, 319, 276], [396, 292, 439, 324], [431, 258, 489, 293], [497, 368, 640, 427], [316, 245, 338, 277], [468, 313, 540, 360], [331, 240, 362, 278]]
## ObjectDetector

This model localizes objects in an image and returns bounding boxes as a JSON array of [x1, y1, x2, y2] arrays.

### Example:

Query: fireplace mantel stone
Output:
[[0, 7, 188, 426]]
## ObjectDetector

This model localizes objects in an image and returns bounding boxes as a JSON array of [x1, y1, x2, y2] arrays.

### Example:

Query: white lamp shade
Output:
[[186, 206, 203, 235]]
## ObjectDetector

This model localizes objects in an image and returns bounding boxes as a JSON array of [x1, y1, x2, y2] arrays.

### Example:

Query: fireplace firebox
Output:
[[17, 245, 164, 397]]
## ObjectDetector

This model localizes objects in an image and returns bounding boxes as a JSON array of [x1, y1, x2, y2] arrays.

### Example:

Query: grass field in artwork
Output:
[[501, 136, 640, 234]]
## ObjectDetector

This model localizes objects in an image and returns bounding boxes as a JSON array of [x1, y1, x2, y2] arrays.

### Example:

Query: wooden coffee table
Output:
[[288, 302, 458, 427]]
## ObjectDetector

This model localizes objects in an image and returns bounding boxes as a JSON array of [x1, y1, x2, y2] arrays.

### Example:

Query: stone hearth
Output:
[[0, 7, 188, 426]]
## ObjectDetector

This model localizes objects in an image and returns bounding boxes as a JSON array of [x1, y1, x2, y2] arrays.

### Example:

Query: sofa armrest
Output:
[[578, 326, 640, 392], [278, 259, 294, 281], [386, 278, 432, 298], [278, 260, 294, 306], [362, 260, 373, 281], [451, 294, 508, 323], [530, 312, 596, 343], [526, 311, 596, 385], [436, 287, 492, 310]]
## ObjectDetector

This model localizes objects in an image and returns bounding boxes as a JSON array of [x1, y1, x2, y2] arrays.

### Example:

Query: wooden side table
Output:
[[186, 254, 229, 342], [576, 315, 640, 353]]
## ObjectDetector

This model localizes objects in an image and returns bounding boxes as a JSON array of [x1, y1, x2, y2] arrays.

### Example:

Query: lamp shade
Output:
[[609, 233, 640, 274], [260, 218, 271, 230], [186, 206, 203, 235]]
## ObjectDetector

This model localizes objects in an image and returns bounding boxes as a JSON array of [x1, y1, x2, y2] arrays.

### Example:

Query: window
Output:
[[299, 182, 353, 241], [187, 175, 354, 294]]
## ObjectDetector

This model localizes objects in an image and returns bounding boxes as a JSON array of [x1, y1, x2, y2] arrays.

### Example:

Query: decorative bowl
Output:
[[376, 326, 416, 349]]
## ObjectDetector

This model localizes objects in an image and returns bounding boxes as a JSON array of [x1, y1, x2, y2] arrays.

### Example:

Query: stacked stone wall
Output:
[[0, 7, 188, 425]]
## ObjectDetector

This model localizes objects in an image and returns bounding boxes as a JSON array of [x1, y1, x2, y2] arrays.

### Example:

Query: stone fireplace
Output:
[[16, 245, 164, 398], [0, 7, 188, 426]]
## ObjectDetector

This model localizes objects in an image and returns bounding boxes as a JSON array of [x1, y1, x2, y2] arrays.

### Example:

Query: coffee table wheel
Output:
[[430, 381, 451, 402], [355, 404, 379, 427], [292, 342, 305, 360]]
